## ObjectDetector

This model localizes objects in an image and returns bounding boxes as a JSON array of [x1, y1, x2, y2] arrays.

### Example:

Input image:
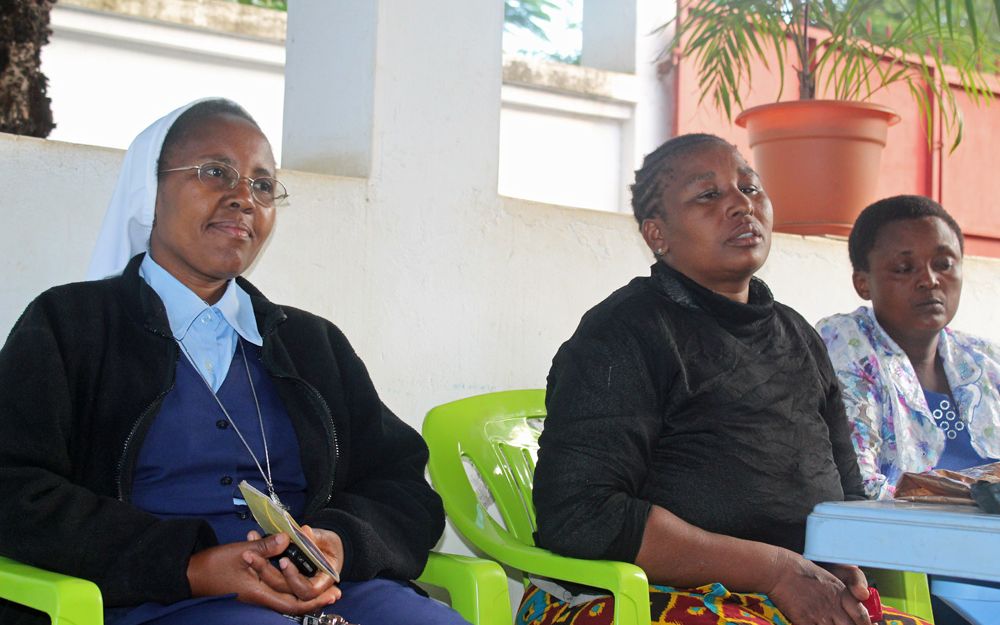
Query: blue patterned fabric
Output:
[[924, 389, 994, 472], [817, 306, 1000, 499]]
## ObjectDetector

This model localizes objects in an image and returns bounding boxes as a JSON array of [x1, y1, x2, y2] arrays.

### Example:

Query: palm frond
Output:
[[663, 0, 1000, 149]]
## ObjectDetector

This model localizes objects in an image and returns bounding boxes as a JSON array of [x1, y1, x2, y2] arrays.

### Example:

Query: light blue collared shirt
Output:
[[139, 254, 263, 391]]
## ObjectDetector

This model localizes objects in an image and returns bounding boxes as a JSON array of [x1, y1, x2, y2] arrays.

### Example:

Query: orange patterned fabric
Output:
[[516, 583, 931, 625]]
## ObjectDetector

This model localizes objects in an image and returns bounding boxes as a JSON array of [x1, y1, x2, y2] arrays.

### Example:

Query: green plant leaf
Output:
[[661, 0, 999, 148], [966, 0, 982, 46]]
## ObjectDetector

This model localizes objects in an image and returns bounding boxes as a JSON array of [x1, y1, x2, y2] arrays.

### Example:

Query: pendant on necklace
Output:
[[270, 490, 288, 511]]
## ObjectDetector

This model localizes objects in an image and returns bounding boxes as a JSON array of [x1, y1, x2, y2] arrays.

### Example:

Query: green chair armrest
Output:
[[417, 552, 511, 625], [482, 538, 648, 625], [0, 556, 103, 625], [456, 515, 648, 625], [863, 567, 934, 623], [0, 552, 511, 625]]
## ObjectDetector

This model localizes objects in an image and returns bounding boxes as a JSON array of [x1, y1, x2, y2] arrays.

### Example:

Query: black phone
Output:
[[268, 539, 318, 577]]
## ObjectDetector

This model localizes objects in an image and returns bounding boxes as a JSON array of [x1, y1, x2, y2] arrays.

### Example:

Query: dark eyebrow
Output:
[[738, 165, 758, 178], [679, 171, 716, 187], [200, 155, 234, 165], [199, 155, 275, 178], [892, 245, 960, 257]]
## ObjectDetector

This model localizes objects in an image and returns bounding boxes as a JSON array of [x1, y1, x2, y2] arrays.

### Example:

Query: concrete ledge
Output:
[[60, 0, 286, 41], [503, 55, 638, 103]]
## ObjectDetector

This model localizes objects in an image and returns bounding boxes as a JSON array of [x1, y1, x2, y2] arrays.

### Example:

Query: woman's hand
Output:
[[187, 534, 340, 615], [241, 528, 344, 602], [298, 525, 346, 576], [765, 553, 871, 625], [822, 563, 870, 603]]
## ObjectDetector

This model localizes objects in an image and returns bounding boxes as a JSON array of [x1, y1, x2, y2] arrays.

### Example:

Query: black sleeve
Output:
[[0, 296, 215, 607], [302, 326, 444, 581], [533, 319, 662, 564]]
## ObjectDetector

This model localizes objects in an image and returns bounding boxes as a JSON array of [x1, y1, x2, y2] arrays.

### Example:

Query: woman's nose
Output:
[[916, 265, 941, 289], [726, 189, 753, 217], [227, 179, 256, 212]]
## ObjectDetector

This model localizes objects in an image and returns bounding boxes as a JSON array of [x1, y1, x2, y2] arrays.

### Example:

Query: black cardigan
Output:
[[0, 254, 443, 623], [535, 262, 865, 565]]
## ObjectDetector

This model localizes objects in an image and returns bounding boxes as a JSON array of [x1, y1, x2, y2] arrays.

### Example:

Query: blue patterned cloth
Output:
[[816, 306, 1000, 499], [923, 389, 994, 472]]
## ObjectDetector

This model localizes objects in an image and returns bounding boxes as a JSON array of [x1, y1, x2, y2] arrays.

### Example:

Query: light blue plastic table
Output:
[[805, 500, 1000, 582]]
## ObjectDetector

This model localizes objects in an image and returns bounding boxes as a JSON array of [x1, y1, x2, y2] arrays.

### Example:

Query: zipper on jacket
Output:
[[116, 327, 178, 503], [272, 373, 341, 512], [116, 389, 171, 502]]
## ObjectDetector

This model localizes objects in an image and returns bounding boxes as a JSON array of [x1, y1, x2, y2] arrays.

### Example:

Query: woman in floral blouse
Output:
[[817, 195, 1000, 624], [817, 195, 1000, 501]]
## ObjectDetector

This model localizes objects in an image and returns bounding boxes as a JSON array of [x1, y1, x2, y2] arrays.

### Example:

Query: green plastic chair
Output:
[[864, 566, 934, 622], [0, 556, 101, 625], [0, 551, 510, 625], [423, 389, 650, 625], [422, 389, 936, 625]]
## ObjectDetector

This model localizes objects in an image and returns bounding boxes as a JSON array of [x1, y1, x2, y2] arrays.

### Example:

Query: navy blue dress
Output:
[[109, 343, 465, 625]]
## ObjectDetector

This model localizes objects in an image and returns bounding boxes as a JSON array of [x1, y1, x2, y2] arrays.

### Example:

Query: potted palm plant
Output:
[[665, 0, 999, 235]]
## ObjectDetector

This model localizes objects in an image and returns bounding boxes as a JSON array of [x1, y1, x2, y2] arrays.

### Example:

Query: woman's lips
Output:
[[915, 297, 946, 311], [209, 222, 252, 239], [726, 222, 764, 246]]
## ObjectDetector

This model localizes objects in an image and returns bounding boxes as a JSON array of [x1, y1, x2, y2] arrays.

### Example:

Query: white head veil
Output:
[[85, 98, 220, 280]]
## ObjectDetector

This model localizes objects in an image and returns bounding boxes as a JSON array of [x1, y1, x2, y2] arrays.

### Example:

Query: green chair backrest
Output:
[[424, 389, 547, 552], [425, 390, 654, 625]]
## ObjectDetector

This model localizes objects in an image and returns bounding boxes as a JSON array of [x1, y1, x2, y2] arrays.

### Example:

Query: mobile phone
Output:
[[269, 539, 318, 577], [862, 585, 883, 622]]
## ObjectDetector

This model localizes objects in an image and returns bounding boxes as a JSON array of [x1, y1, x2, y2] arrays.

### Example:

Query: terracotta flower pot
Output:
[[735, 100, 901, 237]]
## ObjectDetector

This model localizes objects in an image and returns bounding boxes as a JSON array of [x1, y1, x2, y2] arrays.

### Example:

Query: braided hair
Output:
[[158, 99, 261, 170], [630, 133, 731, 226], [849, 195, 964, 272]]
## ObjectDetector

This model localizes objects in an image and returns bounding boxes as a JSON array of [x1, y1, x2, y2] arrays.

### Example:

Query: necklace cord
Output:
[[177, 338, 276, 498]]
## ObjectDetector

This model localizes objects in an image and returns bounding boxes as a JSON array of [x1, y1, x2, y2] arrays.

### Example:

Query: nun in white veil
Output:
[[0, 99, 463, 625], [86, 98, 207, 280]]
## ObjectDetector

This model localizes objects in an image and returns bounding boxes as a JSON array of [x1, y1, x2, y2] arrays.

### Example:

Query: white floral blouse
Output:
[[816, 306, 1000, 499]]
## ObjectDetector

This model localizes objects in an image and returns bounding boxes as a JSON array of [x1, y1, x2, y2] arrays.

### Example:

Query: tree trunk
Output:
[[0, 0, 55, 137]]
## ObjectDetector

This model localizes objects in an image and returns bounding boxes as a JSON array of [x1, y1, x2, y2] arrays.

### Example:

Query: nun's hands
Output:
[[242, 528, 344, 603], [186, 534, 340, 615]]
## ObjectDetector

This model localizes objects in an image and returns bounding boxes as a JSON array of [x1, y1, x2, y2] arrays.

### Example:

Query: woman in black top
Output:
[[526, 135, 924, 625]]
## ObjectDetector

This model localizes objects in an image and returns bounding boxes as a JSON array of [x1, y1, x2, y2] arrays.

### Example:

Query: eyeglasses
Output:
[[158, 162, 289, 207]]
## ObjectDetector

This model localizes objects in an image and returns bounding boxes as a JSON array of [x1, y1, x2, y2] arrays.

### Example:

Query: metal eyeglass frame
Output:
[[158, 161, 289, 207]]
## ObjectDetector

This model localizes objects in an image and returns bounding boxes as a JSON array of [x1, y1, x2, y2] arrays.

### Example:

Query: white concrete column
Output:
[[280, 0, 506, 404], [366, 2, 503, 201], [581, 0, 639, 73], [281, 3, 378, 176], [280, 0, 507, 570], [582, 0, 676, 208], [282, 1, 503, 194]]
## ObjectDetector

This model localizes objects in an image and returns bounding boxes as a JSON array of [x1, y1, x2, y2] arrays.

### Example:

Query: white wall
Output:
[[43, 2, 645, 213], [3, 133, 999, 428], [44, 3, 286, 158], [498, 66, 636, 212]]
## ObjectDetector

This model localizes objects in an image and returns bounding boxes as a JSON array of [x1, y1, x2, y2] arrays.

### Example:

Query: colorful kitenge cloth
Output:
[[516, 583, 931, 625]]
